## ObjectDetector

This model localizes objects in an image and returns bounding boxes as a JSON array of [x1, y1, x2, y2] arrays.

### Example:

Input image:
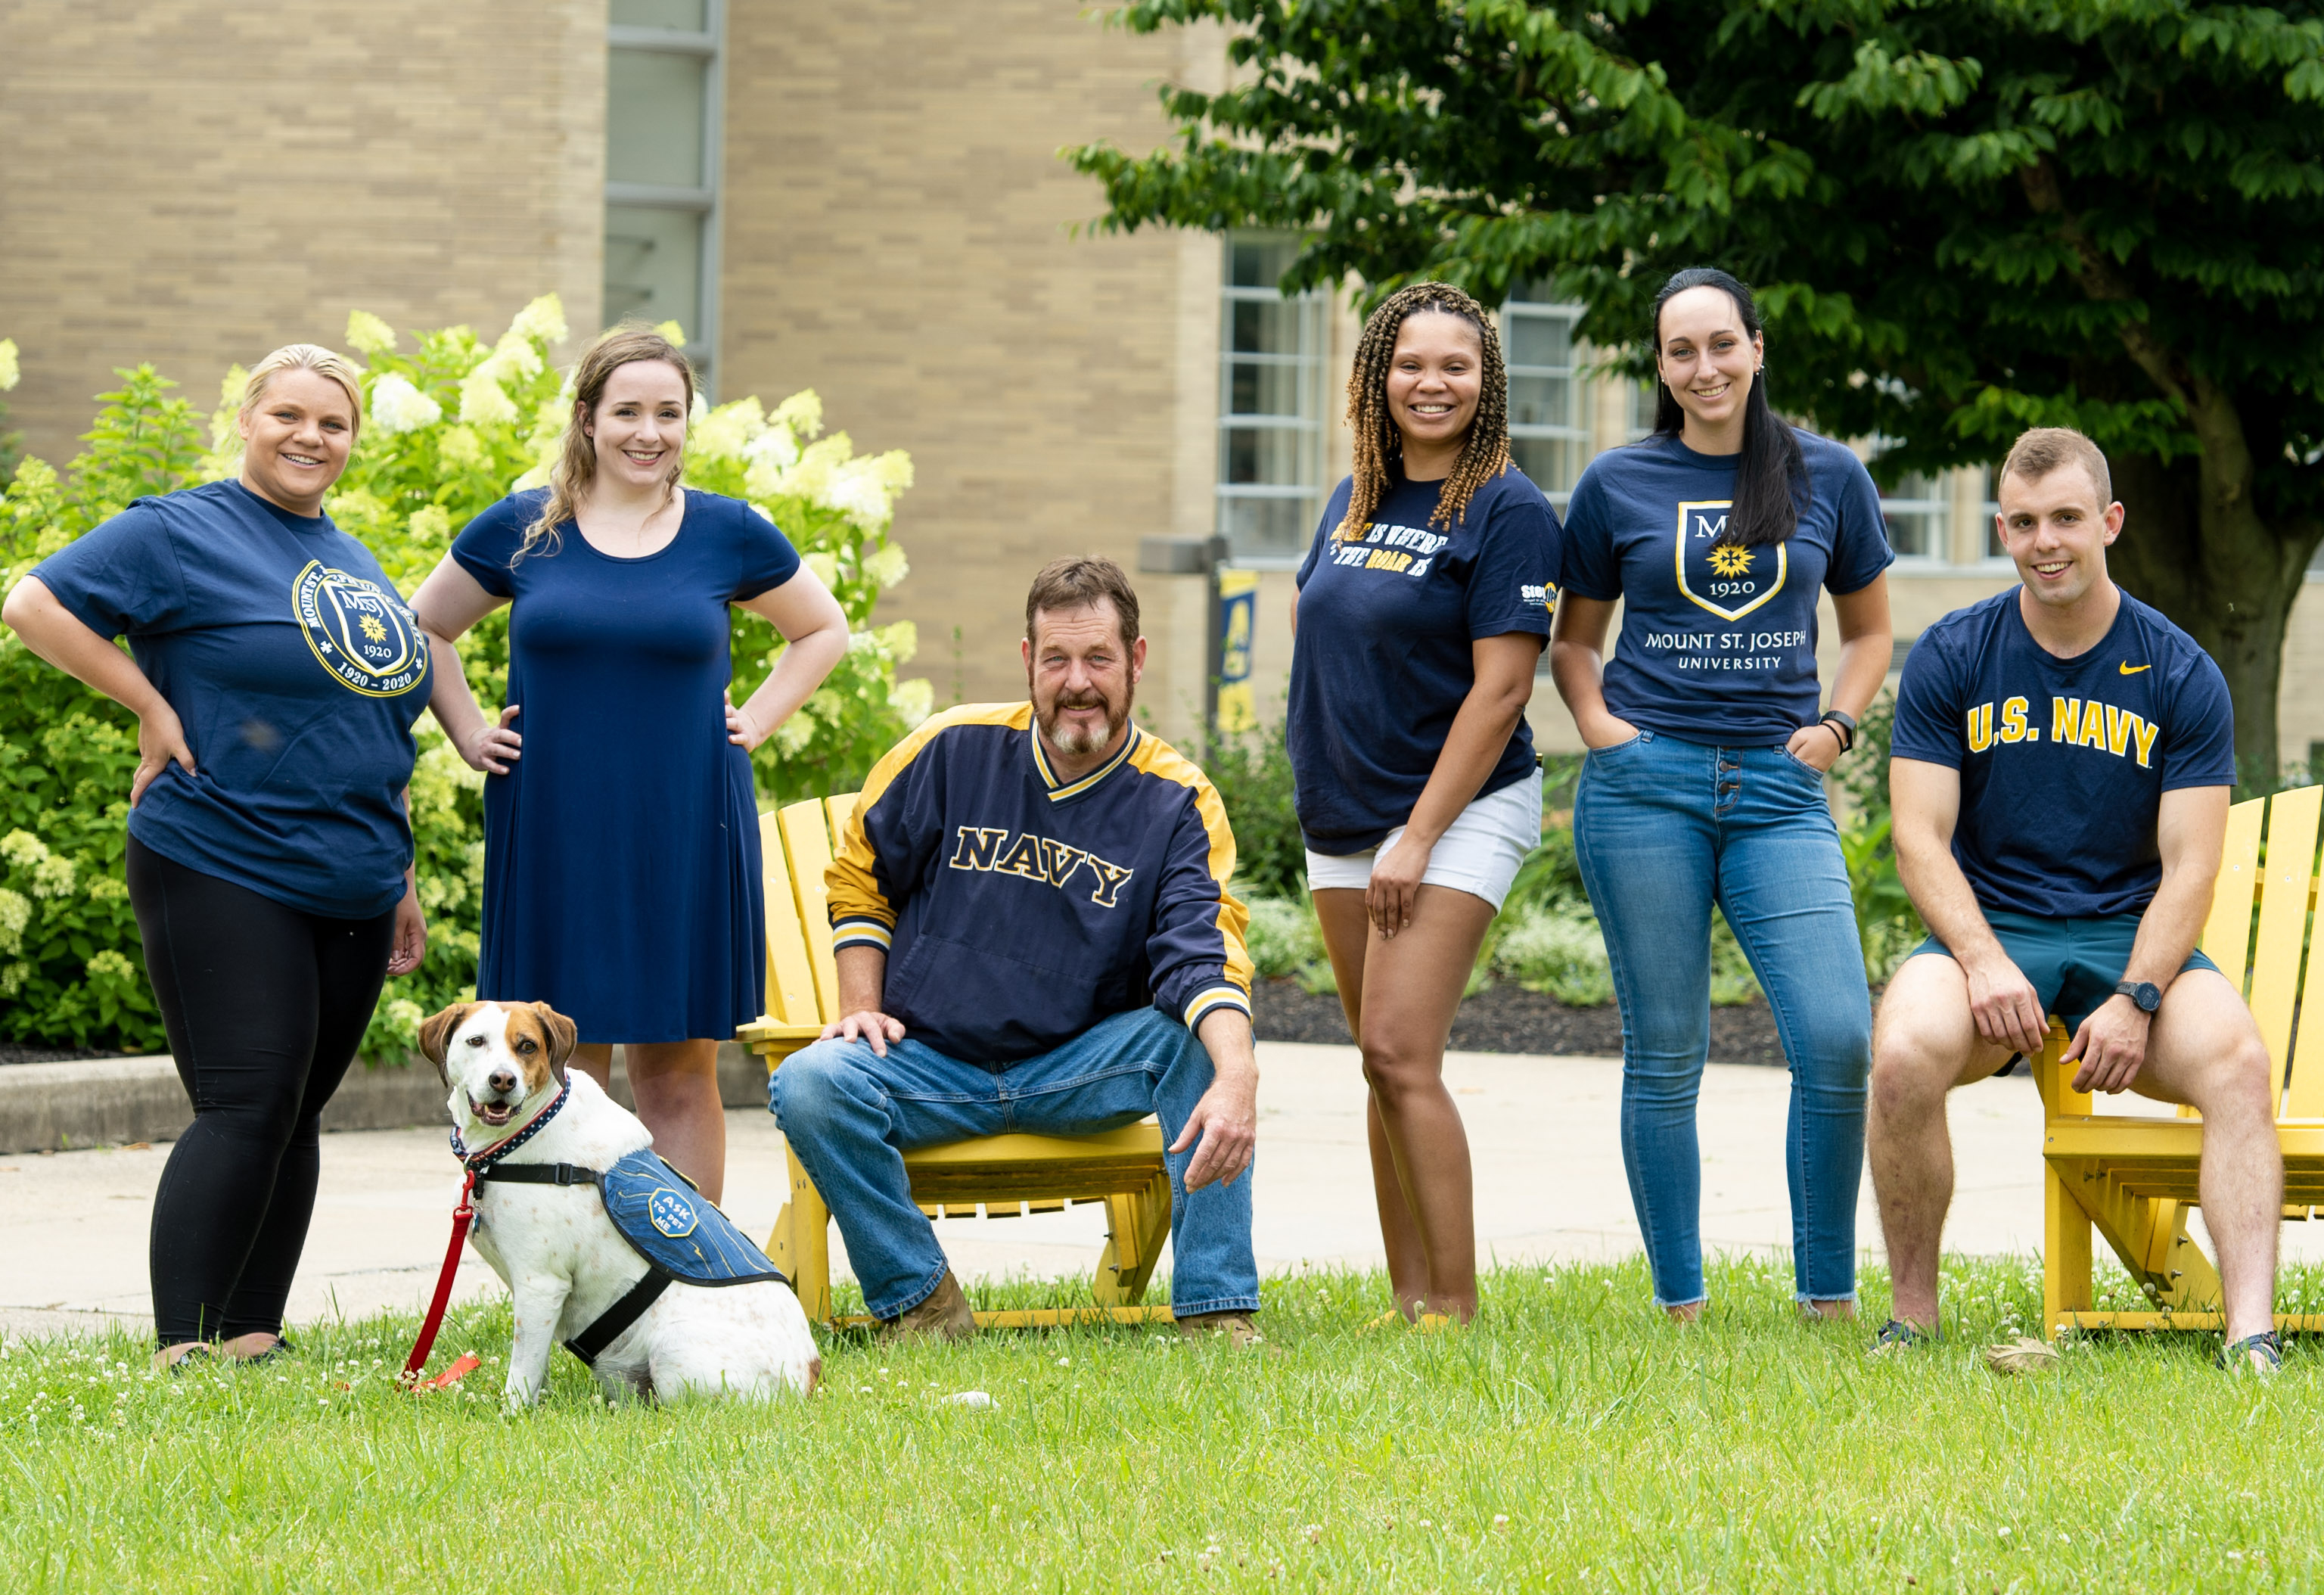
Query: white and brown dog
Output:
[[421, 1000, 820, 1405]]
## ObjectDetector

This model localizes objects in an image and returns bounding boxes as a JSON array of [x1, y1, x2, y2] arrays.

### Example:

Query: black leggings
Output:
[[126, 836, 396, 1345]]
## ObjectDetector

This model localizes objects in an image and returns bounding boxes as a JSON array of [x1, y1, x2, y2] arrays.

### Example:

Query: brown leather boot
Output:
[[1176, 1310, 1263, 1349], [881, 1270, 976, 1343]]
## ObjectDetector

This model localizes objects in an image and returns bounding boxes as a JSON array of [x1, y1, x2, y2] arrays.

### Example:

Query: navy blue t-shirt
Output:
[[1290, 467, 1559, 853], [32, 479, 430, 917], [1558, 430, 1894, 745], [1891, 589, 2236, 919]]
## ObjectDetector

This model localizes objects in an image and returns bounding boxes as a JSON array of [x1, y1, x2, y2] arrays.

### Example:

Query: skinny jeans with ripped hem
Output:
[[1573, 731, 1870, 1307], [770, 1004, 1258, 1321]]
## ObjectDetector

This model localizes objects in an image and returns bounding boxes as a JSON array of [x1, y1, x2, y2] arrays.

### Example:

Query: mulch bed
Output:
[[1252, 978, 1793, 1068], [0, 1044, 140, 1066]]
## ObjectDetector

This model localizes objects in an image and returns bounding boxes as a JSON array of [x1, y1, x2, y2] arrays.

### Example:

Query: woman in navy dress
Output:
[[412, 326, 847, 1202]]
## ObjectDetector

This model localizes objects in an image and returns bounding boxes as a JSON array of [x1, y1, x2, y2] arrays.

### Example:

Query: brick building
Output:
[[2, 0, 2316, 761]]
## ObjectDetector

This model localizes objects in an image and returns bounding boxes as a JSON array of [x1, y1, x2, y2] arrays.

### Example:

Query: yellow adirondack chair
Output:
[[2037, 783, 2324, 1337], [735, 794, 1178, 1329]]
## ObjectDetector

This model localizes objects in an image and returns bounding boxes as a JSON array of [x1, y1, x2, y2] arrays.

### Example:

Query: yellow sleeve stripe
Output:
[[826, 701, 1033, 923], [1184, 987, 1251, 1028], [1128, 733, 1255, 997]]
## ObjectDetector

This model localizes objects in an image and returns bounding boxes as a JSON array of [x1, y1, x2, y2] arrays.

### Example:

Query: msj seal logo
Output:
[[292, 561, 429, 698], [1672, 500, 1785, 622]]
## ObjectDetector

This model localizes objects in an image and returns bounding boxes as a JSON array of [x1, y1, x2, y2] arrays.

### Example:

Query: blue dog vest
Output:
[[471, 1143, 788, 1365], [596, 1148, 784, 1286]]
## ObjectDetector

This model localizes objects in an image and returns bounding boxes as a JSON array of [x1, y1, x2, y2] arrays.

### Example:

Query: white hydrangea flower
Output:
[[508, 294, 569, 348], [0, 830, 48, 871], [804, 552, 840, 588], [438, 425, 487, 471], [862, 543, 909, 589], [889, 678, 934, 729], [691, 397, 763, 465], [822, 460, 893, 531], [409, 505, 452, 544], [655, 320, 688, 348], [771, 390, 823, 440], [368, 373, 443, 437], [85, 950, 135, 981], [874, 620, 918, 664], [510, 460, 553, 493], [774, 716, 816, 757], [344, 311, 398, 356], [0, 887, 27, 956], [480, 328, 544, 384], [30, 853, 75, 900], [459, 369, 518, 428], [0, 962, 26, 999], [0, 338, 18, 393]]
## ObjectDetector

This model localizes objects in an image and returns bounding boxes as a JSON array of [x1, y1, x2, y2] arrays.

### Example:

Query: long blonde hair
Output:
[[237, 344, 365, 443], [520, 324, 695, 561]]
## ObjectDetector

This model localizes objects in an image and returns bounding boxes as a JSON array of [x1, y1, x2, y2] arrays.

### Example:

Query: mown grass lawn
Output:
[[5, 1255, 2321, 1593]]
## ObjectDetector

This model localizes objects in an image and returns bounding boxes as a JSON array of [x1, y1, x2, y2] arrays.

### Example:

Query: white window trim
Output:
[[606, 3, 725, 397], [1216, 238, 1329, 567], [1500, 297, 1588, 511]]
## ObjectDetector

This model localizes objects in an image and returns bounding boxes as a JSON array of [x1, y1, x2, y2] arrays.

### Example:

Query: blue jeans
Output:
[[1574, 732, 1871, 1307], [769, 1005, 1259, 1320]]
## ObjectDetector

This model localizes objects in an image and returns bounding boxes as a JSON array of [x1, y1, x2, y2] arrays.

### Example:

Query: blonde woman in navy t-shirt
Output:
[[1289, 283, 1561, 1327], [1551, 269, 1895, 1322]]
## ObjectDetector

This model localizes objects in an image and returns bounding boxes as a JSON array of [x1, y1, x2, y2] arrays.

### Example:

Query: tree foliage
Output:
[[0, 303, 925, 1056], [1071, 0, 2324, 775]]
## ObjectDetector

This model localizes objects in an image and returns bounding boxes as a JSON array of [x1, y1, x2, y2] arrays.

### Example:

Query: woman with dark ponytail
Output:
[[1291, 283, 1560, 1328], [1550, 269, 1894, 1321]]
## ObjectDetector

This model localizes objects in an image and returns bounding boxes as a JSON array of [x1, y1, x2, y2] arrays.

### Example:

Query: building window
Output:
[[1216, 237, 1329, 561], [606, 0, 722, 392], [1879, 468, 1950, 561], [1981, 466, 2009, 561], [1502, 283, 1587, 507]]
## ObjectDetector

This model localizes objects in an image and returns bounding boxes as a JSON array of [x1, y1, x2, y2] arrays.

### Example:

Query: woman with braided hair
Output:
[[1550, 267, 1894, 1323], [1290, 282, 1561, 1326]]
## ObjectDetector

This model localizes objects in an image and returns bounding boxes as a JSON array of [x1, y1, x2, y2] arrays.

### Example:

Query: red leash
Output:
[[402, 1078, 572, 1391], [402, 1170, 478, 1389]]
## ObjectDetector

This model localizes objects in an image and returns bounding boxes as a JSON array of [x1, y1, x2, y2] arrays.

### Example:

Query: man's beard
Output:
[[1034, 684, 1132, 757]]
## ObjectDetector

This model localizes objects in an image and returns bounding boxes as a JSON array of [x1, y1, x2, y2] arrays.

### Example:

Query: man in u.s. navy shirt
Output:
[[770, 558, 1260, 1346], [1869, 427, 2282, 1370]]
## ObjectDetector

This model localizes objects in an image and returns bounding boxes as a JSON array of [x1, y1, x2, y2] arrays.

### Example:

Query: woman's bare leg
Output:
[[572, 1040, 727, 1203], [1316, 885, 1496, 1320]]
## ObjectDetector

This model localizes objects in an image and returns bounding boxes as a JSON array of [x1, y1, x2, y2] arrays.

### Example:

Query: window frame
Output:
[[605, 1, 725, 396], [1215, 234, 1330, 567], [1499, 293, 1589, 511]]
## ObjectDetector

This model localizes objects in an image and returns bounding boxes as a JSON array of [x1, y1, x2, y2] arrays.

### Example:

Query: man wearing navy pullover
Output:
[[771, 558, 1261, 1343]]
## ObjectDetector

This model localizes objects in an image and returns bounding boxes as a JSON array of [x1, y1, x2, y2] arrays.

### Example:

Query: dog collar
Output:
[[450, 1077, 571, 1172]]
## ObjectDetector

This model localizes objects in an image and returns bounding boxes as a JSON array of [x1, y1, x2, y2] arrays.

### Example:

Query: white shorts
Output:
[[1303, 766, 1543, 911]]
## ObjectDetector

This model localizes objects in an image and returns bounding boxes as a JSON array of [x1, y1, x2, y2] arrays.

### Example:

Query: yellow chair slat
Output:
[[2249, 785, 2321, 1100], [776, 798, 841, 1021], [760, 811, 822, 1028], [2287, 920, 2324, 1119], [2201, 794, 2267, 993]]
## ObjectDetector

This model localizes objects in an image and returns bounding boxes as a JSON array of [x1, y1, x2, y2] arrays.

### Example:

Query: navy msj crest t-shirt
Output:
[[1289, 465, 1560, 854], [1889, 589, 2236, 919], [1558, 429, 1894, 745], [31, 478, 430, 918]]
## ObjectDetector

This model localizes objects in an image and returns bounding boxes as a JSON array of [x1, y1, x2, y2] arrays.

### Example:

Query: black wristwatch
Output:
[[2113, 979, 2162, 1014], [1819, 708, 1857, 754]]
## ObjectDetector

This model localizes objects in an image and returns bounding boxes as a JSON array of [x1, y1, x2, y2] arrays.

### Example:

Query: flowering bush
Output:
[[0, 298, 924, 1058]]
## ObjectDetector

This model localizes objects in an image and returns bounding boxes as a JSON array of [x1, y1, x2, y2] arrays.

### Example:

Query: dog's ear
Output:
[[530, 1003, 578, 1082], [417, 1003, 476, 1086]]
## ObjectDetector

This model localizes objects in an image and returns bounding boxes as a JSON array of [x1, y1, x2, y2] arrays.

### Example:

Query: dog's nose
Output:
[[487, 1068, 517, 1094]]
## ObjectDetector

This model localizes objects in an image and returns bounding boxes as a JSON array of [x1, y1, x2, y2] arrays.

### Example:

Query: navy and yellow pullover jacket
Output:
[[826, 702, 1253, 1066]]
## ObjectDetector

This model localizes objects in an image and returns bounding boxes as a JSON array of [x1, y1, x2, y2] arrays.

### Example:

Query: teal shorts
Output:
[[1910, 909, 2220, 1039]]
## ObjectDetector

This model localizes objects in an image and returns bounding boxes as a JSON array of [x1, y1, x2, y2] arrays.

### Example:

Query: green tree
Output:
[[1071, 0, 2324, 778]]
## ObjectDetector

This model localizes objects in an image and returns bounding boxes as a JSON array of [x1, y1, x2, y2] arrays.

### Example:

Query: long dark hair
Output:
[[1648, 268, 1805, 548]]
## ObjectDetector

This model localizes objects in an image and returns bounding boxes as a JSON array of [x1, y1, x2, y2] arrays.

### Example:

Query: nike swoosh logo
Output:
[[2119, 663, 2151, 674]]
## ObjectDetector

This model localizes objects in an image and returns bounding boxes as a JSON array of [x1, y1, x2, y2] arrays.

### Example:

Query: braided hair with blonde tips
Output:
[[1335, 282, 1512, 540]]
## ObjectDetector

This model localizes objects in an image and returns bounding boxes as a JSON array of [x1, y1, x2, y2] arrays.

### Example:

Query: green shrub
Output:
[[1207, 713, 1303, 900], [1241, 894, 1325, 982], [1491, 903, 1613, 1006], [0, 300, 925, 1059]]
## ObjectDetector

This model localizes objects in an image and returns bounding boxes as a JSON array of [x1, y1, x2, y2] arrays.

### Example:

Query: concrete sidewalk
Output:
[[4, 1041, 2296, 1340]]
